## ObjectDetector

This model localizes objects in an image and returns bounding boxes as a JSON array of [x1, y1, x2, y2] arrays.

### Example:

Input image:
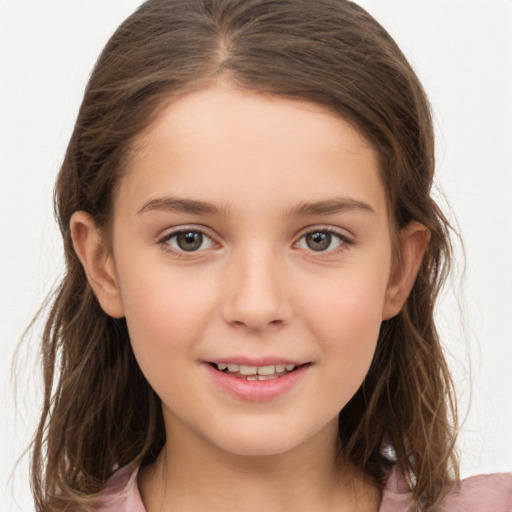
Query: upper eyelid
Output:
[[157, 225, 218, 242], [157, 227, 219, 256], [156, 224, 354, 246], [293, 227, 355, 256], [294, 224, 354, 241]]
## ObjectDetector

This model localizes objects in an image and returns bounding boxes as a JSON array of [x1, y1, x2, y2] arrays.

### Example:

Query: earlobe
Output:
[[70, 211, 125, 318], [382, 221, 429, 320]]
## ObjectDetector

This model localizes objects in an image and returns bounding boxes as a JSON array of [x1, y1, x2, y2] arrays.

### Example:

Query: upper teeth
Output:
[[216, 363, 296, 375]]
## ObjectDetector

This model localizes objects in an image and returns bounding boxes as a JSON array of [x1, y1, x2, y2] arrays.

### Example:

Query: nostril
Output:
[[229, 318, 284, 330]]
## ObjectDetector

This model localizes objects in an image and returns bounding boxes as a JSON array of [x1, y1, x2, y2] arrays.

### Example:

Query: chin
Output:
[[203, 418, 332, 459], [215, 436, 301, 458]]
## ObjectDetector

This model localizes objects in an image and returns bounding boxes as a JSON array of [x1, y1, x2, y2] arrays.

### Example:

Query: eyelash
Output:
[[294, 227, 353, 255], [157, 226, 354, 257], [157, 227, 218, 257]]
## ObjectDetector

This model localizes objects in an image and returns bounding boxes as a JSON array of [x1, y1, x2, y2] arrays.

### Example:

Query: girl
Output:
[[28, 0, 512, 511]]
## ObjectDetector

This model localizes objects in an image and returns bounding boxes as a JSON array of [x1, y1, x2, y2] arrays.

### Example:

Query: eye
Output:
[[161, 230, 215, 252], [296, 229, 349, 252]]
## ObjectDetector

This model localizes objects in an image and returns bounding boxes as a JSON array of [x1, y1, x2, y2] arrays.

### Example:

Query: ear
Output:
[[382, 221, 429, 320], [70, 211, 125, 318]]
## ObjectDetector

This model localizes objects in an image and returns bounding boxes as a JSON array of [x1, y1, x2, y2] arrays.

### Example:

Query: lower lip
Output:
[[204, 363, 310, 401]]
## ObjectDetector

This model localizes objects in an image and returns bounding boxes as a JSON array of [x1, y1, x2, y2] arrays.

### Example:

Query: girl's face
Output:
[[83, 84, 414, 458]]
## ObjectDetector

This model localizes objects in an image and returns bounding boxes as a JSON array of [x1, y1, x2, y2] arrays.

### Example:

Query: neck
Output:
[[139, 419, 381, 512]]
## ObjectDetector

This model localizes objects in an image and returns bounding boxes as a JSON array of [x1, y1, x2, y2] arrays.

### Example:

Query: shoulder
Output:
[[442, 472, 512, 511], [380, 466, 512, 512], [92, 465, 146, 512]]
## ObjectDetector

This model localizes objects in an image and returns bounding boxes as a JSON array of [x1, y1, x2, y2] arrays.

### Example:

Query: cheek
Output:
[[300, 273, 386, 388], [116, 264, 216, 375], [303, 270, 386, 338]]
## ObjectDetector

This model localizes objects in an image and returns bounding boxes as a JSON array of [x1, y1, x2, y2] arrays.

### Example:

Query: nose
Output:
[[221, 246, 291, 332]]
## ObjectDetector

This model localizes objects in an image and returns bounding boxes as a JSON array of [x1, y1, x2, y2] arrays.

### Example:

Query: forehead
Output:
[[133, 84, 375, 160], [118, 83, 387, 220]]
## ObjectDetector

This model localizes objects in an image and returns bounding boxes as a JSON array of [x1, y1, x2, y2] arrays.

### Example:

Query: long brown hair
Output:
[[31, 0, 459, 510]]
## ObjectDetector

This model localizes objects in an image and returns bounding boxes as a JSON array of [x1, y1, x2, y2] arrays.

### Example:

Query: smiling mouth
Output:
[[209, 362, 302, 381]]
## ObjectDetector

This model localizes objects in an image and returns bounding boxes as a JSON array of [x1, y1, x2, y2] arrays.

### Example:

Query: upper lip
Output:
[[205, 356, 305, 367]]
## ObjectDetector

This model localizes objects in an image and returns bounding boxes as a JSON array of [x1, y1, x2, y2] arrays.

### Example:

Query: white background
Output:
[[1, 1, 511, 510]]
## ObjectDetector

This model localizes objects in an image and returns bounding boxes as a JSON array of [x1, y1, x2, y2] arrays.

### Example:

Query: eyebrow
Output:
[[138, 196, 231, 216], [285, 198, 375, 217], [137, 196, 374, 217]]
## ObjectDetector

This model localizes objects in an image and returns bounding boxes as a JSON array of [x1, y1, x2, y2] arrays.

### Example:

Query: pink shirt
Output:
[[97, 465, 512, 511], [380, 467, 512, 511]]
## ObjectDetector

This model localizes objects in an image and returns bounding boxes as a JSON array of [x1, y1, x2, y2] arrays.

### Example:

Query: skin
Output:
[[72, 83, 427, 511]]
